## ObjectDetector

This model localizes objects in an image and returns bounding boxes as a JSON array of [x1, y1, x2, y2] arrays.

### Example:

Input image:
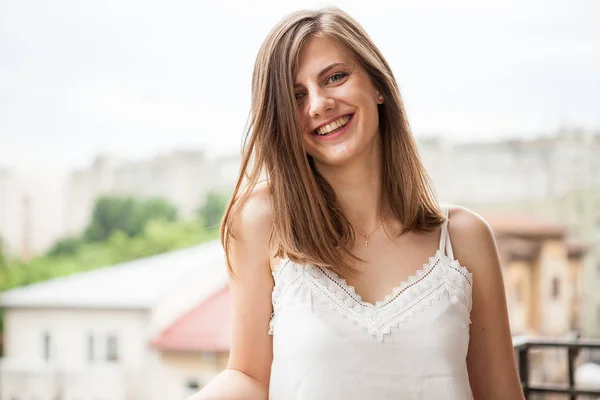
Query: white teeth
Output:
[[316, 115, 350, 135]]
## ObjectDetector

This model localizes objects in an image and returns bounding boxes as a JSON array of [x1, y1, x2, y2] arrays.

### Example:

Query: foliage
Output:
[[0, 192, 226, 293], [46, 236, 84, 257], [84, 196, 178, 242], [0, 218, 218, 292], [197, 191, 229, 229]]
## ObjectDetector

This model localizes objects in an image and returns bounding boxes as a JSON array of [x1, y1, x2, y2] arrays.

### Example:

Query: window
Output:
[[43, 332, 51, 362], [186, 379, 202, 397], [552, 277, 561, 300], [107, 335, 118, 362], [88, 334, 94, 362]]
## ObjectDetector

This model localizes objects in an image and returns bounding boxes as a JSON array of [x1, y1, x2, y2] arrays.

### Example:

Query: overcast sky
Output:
[[1, 0, 599, 172]]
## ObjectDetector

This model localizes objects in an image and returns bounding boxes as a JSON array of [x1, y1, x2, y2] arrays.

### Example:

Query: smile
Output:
[[314, 114, 353, 136]]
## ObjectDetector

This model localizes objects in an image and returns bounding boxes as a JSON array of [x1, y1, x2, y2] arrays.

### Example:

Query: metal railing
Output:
[[513, 336, 600, 399]]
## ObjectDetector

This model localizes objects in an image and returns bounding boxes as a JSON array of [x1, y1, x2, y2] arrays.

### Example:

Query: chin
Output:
[[308, 132, 380, 169], [308, 142, 361, 168]]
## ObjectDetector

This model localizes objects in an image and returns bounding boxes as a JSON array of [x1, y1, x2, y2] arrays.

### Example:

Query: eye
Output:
[[295, 92, 306, 101], [327, 72, 348, 84]]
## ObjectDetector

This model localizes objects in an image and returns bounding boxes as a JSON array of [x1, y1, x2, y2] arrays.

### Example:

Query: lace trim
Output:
[[269, 259, 300, 335], [269, 250, 473, 340]]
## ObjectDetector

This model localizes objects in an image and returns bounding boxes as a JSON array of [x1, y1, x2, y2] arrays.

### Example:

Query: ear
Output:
[[376, 92, 384, 104]]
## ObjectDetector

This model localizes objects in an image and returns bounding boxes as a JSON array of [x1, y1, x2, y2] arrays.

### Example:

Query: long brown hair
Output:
[[220, 7, 444, 277]]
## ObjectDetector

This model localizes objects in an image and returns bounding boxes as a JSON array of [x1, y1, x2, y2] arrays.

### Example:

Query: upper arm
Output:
[[448, 206, 524, 400], [226, 183, 275, 387]]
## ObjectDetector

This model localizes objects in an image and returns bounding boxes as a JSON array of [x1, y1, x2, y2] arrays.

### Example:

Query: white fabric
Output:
[[268, 206, 474, 400]]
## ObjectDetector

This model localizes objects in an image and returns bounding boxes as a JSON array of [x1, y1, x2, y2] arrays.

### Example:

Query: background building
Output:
[[63, 151, 240, 238], [0, 168, 65, 260], [0, 241, 227, 400], [0, 169, 18, 257], [152, 287, 231, 399], [486, 213, 585, 336], [421, 128, 600, 203]]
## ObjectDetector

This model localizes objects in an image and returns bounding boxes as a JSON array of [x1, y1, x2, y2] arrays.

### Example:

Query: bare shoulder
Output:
[[231, 181, 274, 252], [446, 205, 497, 273]]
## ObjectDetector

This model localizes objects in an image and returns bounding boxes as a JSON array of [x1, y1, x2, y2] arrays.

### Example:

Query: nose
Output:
[[308, 88, 334, 119]]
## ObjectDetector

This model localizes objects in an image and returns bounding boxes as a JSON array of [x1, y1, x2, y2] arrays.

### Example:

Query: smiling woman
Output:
[[187, 6, 524, 400]]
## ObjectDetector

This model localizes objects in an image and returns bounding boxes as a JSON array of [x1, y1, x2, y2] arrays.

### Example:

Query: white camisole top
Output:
[[267, 206, 474, 400]]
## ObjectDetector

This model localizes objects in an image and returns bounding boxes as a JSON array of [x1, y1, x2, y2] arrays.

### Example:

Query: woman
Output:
[[191, 7, 523, 400]]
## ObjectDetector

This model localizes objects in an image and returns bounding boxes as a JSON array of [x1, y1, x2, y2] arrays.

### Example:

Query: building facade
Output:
[[0, 241, 227, 400], [464, 190, 600, 337], [485, 213, 585, 336]]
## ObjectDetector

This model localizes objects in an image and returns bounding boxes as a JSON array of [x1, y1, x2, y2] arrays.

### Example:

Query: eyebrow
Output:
[[294, 62, 348, 88]]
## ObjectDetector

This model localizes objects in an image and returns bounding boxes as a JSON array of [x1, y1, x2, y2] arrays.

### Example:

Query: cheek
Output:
[[299, 107, 312, 134], [359, 95, 380, 129], [302, 133, 316, 156]]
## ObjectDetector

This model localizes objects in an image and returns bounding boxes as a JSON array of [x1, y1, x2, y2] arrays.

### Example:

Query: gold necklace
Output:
[[351, 214, 386, 248]]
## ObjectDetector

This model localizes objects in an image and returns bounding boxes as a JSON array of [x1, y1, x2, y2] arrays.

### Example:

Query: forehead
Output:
[[295, 36, 355, 80]]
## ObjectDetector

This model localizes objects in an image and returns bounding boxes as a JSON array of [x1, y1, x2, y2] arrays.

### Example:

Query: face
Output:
[[294, 35, 383, 168]]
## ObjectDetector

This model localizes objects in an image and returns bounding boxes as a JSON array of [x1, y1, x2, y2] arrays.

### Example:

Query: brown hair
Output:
[[220, 7, 443, 277]]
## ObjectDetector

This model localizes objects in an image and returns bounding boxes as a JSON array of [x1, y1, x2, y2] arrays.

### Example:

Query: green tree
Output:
[[131, 197, 178, 235], [84, 196, 136, 242], [197, 191, 229, 229], [47, 236, 83, 257], [84, 196, 178, 242]]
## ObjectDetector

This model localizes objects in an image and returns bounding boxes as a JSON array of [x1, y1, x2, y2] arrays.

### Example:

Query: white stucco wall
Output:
[[0, 307, 150, 400]]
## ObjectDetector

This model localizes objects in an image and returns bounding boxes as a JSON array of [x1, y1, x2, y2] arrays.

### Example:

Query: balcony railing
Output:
[[513, 336, 600, 399]]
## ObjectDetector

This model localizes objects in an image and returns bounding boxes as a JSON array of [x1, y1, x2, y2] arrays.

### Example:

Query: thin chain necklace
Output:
[[351, 213, 387, 248]]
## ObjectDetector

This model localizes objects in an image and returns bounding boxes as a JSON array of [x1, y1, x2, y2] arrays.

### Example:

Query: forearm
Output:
[[186, 368, 268, 400]]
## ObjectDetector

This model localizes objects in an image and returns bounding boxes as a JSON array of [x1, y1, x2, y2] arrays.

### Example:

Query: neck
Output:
[[313, 135, 386, 232]]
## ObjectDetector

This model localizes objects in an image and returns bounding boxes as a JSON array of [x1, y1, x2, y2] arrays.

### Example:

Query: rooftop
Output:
[[482, 213, 566, 239], [0, 240, 226, 310], [153, 285, 231, 352]]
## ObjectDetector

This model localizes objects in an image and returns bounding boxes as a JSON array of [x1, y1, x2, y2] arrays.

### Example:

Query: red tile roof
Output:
[[153, 286, 231, 352]]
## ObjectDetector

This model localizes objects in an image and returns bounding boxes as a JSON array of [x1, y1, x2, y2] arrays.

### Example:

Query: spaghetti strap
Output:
[[439, 206, 455, 260], [438, 207, 449, 254]]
